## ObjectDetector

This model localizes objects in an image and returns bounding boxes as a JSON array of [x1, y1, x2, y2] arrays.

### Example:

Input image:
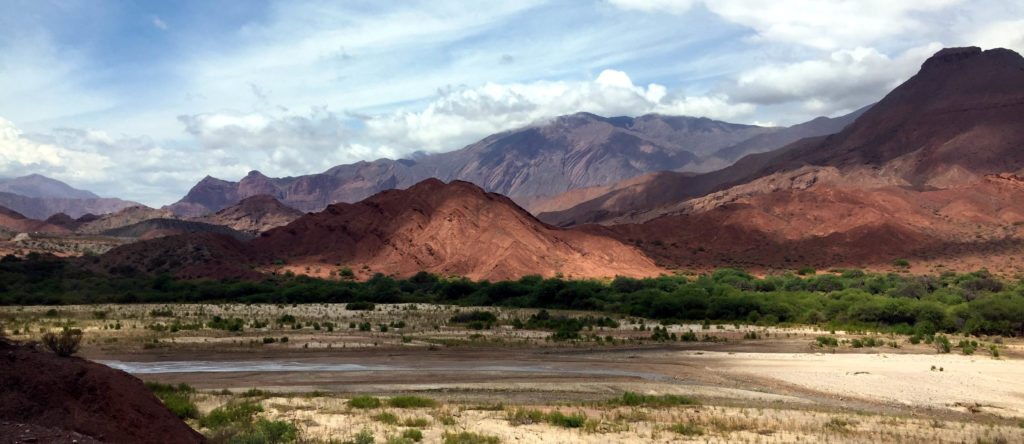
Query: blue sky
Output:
[[2, 0, 1022, 206]]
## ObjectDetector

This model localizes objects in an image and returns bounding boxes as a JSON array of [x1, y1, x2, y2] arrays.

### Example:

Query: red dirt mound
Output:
[[0, 339, 204, 443], [252, 179, 661, 280]]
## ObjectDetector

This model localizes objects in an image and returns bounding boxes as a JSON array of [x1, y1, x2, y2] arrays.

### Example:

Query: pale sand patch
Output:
[[678, 351, 1024, 416]]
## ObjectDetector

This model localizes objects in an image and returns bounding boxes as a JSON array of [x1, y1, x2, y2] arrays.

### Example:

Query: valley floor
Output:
[[4, 303, 1023, 443]]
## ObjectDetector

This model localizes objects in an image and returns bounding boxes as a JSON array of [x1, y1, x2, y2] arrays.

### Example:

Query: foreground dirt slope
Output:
[[0, 339, 204, 444], [252, 179, 661, 280]]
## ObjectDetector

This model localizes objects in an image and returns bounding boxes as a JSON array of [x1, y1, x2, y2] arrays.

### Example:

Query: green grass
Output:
[[442, 432, 500, 444], [372, 411, 400, 425], [403, 418, 430, 427], [349, 395, 383, 409], [387, 396, 437, 408], [669, 422, 705, 436], [611, 391, 700, 407], [506, 408, 585, 428], [145, 382, 198, 419], [402, 429, 423, 442], [200, 401, 264, 429]]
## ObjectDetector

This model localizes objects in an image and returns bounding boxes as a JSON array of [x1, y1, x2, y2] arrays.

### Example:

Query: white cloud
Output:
[[729, 44, 943, 114], [970, 19, 1024, 53], [0, 117, 113, 182], [152, 16, 168, 30], [609, 0, 963, 49], [364, 69, 755, 153], [178, 108, 398, 175]]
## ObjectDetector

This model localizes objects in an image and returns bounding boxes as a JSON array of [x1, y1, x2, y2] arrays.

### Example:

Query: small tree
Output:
[[42, 328, 83, 357]]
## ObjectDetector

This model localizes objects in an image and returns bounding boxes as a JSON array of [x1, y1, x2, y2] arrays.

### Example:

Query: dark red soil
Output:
[[0, 339, 204, 444]]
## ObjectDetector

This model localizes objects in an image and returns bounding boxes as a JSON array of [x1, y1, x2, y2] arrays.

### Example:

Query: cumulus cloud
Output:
[[364, 69, 755, 153], [609, 0, 963, 49], [178, 108, 398, 174], [729, 44, 943, 114], [970, 20, 1024, 53], [0, 117, 113, 182]]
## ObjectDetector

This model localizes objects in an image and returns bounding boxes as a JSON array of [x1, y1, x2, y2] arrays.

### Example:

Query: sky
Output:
[[1, 0, 1022, 206]]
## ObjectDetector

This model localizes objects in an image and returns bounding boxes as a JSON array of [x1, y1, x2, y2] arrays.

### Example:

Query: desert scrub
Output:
[[387, 395, 437, 408], [372, 411, 399, 425], [669, 422, 705, 436], [610, 391, 699, 407], [402, 428, 424, 442], [442, 432, 500, 444], [815, 335, 839, 347], [403, 418, 430, 427], [349, 395, 382, 409], [41, 327, 83, 357], [506, 408, 585, 428], [200, 401, 264, 429], [145, 382, 198, 419]]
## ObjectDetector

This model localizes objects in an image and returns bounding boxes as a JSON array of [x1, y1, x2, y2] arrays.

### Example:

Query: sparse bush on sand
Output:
[[41, 328, 82, 357]]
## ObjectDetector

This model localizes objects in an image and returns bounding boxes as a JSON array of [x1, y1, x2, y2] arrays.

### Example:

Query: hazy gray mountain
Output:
[[0, 191, 139, 220], [0, 174, 99, 199], [168, 113, 778, 216]]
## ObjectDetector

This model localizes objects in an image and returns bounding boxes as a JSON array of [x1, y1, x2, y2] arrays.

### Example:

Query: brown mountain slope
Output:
[[0, 338, 204, 443], [594, 174, 1024, 273], [195, 194, 303, 234], [77, 205, 176, 234], [0, 206, 68, 234], [542, 47, 1024, 226], [92, 232, 258, 279], [249, 179, 661, 281], [167, 113, 775, 216]]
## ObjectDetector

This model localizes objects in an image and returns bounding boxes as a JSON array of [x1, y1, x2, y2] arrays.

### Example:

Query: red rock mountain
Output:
[[561, 47, 1024, 273], [167, 113, 839, 216], [0, 206, 69, 234], [248, 179, 661, 280], [194, 194, 304, 234], [542, 47, 1024, 227]]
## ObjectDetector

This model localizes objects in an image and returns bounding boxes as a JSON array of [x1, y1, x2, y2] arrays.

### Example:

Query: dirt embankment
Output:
[[0, 339, 204, 444]]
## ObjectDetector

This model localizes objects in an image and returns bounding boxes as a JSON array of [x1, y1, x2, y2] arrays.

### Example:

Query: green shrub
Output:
[[372, 411, 399, 425], [402, 428, 423, 442], [403, 418, 429, 427], [507, 408, 545, 425], [200, 401, 264, 429], [349, 396, 382, 409], [815, 336, 839, 347], [442, 432, 500, 444], [146, 382, 198, 419], [613, 392, 699, 407], [545, 411, 586, 428], [387, 396, 436, 408], [670, 422, 705, 436], [346, 302, 376, 311], [41, 328, 82, 357]]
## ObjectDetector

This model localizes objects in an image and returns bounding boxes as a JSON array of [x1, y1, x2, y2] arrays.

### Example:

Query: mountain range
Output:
[[6, 46, 1024, 279], [166, 109, 866, 216], [0, 175, 138, 219]]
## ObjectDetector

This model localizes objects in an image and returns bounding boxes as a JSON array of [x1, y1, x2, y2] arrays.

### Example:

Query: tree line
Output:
[[1, 254, 1022, 336]]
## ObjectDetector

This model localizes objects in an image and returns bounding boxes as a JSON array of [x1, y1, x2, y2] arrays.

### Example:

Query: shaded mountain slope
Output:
[[194, 195, 304, 234]]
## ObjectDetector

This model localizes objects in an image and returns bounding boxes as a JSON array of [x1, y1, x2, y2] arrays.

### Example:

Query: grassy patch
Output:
[[669, 422, 705, 436], [610, 391, 699, 407], [145, 382, 199, 420], [387, 395, 437, 408], [349, 395, 383, 409], [442, 432, 500, 444]]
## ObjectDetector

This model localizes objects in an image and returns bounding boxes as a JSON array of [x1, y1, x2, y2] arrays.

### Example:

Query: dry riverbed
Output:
[[2, 303, 1022, 443]]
